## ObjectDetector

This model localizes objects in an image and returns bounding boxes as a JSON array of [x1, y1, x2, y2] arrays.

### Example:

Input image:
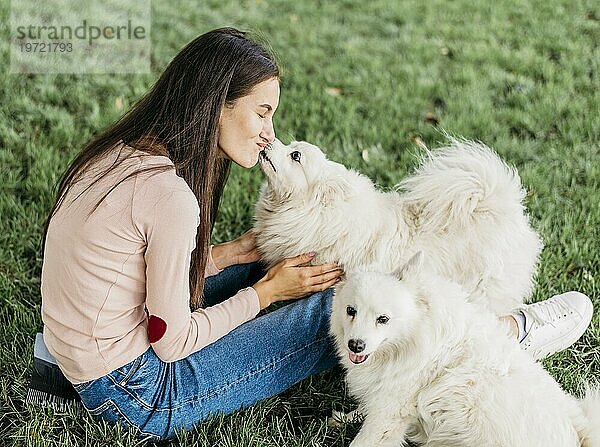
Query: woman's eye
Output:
[[376, 315, 389, 325], [290, 151, 302, 162], [346, 306, 356, 317], [258, 113, 266, 119]]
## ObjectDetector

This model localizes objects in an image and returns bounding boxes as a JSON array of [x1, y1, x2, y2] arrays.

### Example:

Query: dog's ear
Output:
[[312, 164, 352, 205], [393, 251, 424, 281]]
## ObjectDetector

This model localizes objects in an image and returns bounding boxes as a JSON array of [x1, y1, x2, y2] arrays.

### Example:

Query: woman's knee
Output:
[[305, 287, 334, 315], [283, 288, 334, 338]]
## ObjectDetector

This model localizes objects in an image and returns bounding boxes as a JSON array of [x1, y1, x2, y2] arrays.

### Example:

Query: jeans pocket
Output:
[[113, 353, 145, 387], [73, 379, 95, 394], [89, 400, 138, 433], [89, 398, 162, 442]]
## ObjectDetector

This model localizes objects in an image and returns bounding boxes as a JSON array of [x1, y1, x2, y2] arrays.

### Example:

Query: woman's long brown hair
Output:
[[40, 28, 279, 310]]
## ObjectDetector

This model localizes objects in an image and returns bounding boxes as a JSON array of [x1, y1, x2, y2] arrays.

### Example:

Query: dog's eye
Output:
[[376, 315, 389, 325], [290, 151, 302, 163], [346, 306, 356, 317]]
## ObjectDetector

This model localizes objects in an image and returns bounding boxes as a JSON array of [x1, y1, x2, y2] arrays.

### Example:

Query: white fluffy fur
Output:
[[254, 138, 543, 315], [330, 253, 599, 447]]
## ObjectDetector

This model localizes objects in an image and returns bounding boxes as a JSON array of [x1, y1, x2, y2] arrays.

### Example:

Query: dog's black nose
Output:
[[348, 339, 365, 353]]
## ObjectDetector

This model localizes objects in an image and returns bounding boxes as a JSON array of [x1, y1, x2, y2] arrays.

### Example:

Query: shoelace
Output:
[[525, 298, 573, 330]]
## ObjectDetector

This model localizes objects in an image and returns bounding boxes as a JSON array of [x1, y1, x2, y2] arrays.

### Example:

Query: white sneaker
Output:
[[519, 291, 593, 360]]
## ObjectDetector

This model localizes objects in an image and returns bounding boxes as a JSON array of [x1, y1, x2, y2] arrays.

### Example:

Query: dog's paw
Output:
[[328, 409, 363, 428], [327, 410, 346, 429]]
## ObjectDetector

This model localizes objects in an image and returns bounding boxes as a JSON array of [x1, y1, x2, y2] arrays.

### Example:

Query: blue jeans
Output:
[[73, 262, 338, 441]]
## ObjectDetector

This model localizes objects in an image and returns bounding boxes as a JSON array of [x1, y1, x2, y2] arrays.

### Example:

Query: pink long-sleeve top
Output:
[[41, 142, 260, 384]]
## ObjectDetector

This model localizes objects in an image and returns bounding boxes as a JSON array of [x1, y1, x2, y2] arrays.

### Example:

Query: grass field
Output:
[[1, 0, 599, 445]]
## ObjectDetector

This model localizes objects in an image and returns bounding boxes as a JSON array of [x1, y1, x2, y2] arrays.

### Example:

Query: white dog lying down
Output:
[[255, 138, 542, 315], [330, 252, 599, 447]]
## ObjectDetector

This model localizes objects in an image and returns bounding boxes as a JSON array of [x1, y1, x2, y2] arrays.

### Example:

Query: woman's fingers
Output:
[[284, 253, 341, 273], [285, 252, 317, 267], [306, 263, 341, 276], [310, 268, 344, 286], [272, 253, 344, 298], [309, 275, 342, 292]]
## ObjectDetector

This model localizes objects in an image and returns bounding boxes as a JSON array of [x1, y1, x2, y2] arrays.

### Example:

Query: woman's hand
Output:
[[252, 253, 344, 310], [211, 230, 260, 270]]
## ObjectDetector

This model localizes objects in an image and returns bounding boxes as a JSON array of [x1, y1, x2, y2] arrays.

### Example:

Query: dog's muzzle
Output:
[[259, 149, 277, 172], [347, 339, 369, 364], [348, 352, 369, 364]]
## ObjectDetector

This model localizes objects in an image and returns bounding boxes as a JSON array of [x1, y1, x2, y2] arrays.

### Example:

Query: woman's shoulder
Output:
[[126, 146, 197, 211], [136, 167, 192, 198], [121, 144, 187, 193], [131, 170, 199, 233]]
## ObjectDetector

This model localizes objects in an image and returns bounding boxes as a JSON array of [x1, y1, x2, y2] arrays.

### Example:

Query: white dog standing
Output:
[[254, 138, 542, 315], [330, 252, 599, 447]]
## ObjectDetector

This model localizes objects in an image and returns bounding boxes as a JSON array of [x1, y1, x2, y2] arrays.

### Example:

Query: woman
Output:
[[40, 28, 592, 441]]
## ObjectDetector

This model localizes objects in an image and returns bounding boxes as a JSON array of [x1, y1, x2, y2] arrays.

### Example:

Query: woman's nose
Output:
[[260, 119, 275, 143]]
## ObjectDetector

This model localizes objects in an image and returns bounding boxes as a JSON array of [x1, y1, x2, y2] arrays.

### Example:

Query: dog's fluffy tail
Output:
[[579, 385, 600, 447], [397, 137, 526, 233]]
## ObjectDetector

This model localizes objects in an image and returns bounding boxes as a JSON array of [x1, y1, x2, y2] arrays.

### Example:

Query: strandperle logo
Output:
[[15, 20, 147, 46], [10, 0, 151, 74]]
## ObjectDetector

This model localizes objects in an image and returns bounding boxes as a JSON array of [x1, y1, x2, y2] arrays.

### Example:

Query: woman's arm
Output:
[[137, 189, 261, 362], [137, 188, 341, 362]]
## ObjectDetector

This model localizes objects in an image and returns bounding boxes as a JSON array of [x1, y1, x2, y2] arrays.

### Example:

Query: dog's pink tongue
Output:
[[349, 352, 367, 364]]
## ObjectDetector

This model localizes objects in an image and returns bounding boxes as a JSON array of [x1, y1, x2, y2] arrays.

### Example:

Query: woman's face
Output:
[[218, 77, 280, 168]]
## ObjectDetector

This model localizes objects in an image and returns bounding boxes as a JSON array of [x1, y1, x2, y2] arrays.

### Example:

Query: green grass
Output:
[[1, 0, 599, 445]]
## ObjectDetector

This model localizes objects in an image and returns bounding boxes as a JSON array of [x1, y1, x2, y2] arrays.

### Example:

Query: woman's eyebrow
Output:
[[259, 103, 272, 111]]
